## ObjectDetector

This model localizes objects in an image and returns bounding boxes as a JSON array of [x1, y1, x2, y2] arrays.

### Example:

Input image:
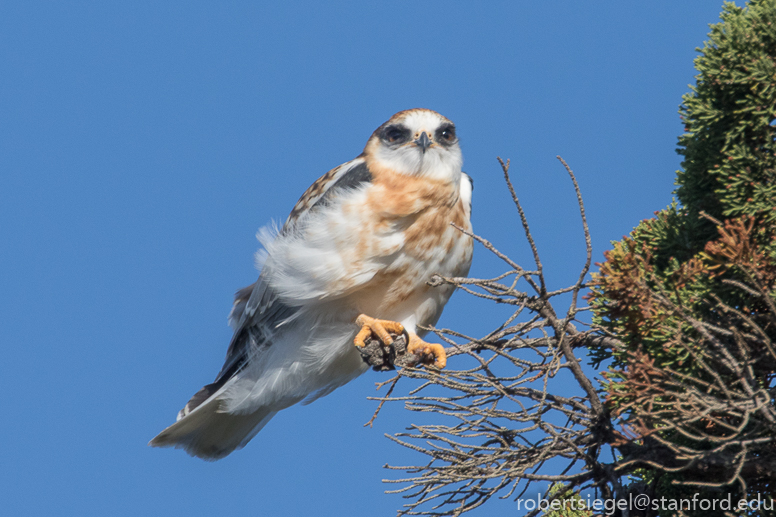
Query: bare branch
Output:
[[363, 158, 775, 516]]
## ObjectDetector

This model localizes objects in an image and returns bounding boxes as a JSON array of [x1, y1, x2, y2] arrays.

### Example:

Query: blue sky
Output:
[[1, 1, 730, 515]]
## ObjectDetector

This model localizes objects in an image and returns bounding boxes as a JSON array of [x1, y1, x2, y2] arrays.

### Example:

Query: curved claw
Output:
[[407, 333, 447, 369], [354, 314, 405, 348]]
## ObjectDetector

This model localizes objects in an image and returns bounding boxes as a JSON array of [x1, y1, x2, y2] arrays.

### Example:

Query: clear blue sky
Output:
[[1, 1, 729, 515]]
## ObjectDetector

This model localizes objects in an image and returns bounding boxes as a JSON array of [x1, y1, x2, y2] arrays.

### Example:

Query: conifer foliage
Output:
[[590, 0, 776, 510]]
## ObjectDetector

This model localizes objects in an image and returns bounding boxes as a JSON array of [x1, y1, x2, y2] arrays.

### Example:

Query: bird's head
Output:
[[363, 109, 462, 182]]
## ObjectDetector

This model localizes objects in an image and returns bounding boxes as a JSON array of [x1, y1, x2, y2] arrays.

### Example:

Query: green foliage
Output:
[[588, 202, 710, 371], [676, 0, 776, 252], [589, 1, 776, 514]]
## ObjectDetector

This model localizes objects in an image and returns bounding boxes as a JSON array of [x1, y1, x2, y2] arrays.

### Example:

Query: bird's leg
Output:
[[407, 333, 447, 369], [354, 314, 405, 348]]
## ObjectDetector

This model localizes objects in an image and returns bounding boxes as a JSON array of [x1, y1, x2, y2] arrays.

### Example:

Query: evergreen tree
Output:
[[590, 1, 776, 513]]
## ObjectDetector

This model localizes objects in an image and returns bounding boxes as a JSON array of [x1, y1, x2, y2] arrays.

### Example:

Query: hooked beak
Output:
[[414, 131, 431, 152]]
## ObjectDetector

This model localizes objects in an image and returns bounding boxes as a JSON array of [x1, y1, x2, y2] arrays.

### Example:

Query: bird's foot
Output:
[[407, 333, 447, 369], [354, 314, 405, 348], [354, 314, 447, 369]]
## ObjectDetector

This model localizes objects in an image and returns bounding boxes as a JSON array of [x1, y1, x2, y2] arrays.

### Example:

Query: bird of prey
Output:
[[150, 108, 473, 460]]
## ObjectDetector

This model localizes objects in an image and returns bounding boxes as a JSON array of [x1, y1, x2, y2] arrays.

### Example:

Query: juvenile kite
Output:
[[150, 109, 473, 459]]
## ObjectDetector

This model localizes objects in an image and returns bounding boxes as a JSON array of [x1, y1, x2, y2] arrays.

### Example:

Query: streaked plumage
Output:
[[150, 108, 473, 460]]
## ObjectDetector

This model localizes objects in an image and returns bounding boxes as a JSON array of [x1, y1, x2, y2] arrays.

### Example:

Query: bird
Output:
[[149, 108, 473, 460]]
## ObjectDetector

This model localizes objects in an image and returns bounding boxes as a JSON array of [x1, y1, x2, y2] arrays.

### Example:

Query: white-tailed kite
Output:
[[150, 108, 473, 460]]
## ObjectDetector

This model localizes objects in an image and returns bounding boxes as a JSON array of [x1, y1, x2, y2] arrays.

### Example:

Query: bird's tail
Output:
[[149, 392, 277, 461]]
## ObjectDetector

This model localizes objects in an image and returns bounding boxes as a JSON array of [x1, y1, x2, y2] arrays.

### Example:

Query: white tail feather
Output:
[[149, 395, 277, 461]]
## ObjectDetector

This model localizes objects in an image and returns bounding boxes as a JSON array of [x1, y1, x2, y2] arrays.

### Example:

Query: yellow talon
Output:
[[354, 314, 405, 348], [407, 333, 447, 369]]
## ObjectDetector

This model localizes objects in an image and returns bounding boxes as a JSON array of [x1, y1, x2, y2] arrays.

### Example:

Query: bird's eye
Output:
[[436, 124, 456, 144], [381, 125, 409, 144]]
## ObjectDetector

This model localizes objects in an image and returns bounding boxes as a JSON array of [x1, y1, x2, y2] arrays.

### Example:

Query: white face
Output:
[[370, 110, 463, 182]]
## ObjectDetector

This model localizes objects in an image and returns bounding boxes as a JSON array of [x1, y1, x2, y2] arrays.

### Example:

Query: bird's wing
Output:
[[284, 157, 371, 229], [178, 157, 375, 417], [251, 156, 389, 304], [461, 171, 473, 216], [229, 156, 372, 329]]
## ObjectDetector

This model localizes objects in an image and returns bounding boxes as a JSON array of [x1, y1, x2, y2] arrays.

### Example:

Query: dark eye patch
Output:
[[380, 125, 411, 145], [435, 123, 457, 145]]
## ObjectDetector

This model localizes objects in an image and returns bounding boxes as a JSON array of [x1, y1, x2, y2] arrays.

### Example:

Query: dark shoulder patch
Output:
[[311, 161, 372, 211]]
